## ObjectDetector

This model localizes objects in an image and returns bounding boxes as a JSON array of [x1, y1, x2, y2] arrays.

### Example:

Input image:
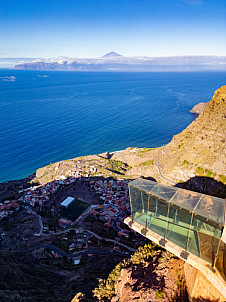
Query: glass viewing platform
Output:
[[128, 178, 226, 281]]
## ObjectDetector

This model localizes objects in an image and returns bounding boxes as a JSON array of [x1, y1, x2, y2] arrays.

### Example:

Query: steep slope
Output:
[[161, 85, 226, 182], [112, 85, 226, 186], [92, 244, 187, 302]]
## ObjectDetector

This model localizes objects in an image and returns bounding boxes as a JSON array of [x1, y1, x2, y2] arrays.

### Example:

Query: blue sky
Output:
[[1, 0, 226, 58]]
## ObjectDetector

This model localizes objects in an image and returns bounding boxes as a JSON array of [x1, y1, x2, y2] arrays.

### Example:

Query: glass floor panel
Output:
[[166, 222, 190, 251], [134, 213, 200, 256], [134, 214, 167, 237], [148, 217, 167, 237], [134, 213, 148, 228]]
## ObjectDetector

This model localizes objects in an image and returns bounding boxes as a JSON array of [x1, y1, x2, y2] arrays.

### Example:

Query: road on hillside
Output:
[[31, 244, 130, 258], [39, 228, 136, 252], [154, 147, 176, 185]]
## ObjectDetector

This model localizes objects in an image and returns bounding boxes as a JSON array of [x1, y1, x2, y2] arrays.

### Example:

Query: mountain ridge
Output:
[[13, 55, 226, 71], [102, 51, 122, 58]]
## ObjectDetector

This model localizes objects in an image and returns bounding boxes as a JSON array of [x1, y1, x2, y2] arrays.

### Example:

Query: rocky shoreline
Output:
[[190, 102, 208, 114]]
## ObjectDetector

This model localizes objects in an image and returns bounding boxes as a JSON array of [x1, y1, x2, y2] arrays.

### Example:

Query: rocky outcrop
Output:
[[111, 255, 186, 302], [190, 102, 208, 114], [71, 292, 87, 302], [162, 85, 226, 182], [113, 86, 226, 188]]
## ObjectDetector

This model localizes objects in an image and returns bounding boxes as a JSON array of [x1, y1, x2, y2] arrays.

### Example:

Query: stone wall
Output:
[[184, 263, 225, 302]]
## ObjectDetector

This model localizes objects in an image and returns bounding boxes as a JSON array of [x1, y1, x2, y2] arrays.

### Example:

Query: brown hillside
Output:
[[113, 85, 226, 185], [161, 85, 226, 183]]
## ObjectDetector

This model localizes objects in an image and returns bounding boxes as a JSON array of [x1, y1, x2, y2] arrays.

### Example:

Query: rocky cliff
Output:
[[91, 244, 188, 302], [190, 102, 208, 114], [163, 86, 225, 181], [111, 254, 186, 302], [112, 85, 226, 189]]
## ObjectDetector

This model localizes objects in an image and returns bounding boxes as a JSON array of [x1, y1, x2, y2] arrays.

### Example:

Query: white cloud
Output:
[[0, 76, 16, 82], [37, 75, 49, 78]]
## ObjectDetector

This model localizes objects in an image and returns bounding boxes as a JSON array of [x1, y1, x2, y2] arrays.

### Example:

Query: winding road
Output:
[[41, 228, 136, 252], [31, 244, 131, 258], [154, 147, 176, 185]]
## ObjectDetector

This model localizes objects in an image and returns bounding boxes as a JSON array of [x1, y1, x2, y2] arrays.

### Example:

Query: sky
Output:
[[0, 0, 226, 58]]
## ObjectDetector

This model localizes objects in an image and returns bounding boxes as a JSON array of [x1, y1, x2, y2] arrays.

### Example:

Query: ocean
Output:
[[0, 70, 225, 183]]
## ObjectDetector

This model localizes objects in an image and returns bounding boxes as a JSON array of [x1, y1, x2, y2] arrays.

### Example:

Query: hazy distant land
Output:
[[1, 52, 226, 71]]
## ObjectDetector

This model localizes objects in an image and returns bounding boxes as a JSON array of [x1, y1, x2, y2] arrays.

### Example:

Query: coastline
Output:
[[1, 70, 225, 184]]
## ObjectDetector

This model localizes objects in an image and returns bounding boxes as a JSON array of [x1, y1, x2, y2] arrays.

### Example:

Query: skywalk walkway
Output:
[[125, 178, 226, 299]]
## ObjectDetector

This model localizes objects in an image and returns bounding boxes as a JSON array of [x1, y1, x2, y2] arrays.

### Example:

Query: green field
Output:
[[61, 199, 90, 221]]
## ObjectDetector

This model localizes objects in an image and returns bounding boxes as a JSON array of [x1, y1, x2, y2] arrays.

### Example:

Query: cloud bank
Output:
[[0, 76, 16, 82]]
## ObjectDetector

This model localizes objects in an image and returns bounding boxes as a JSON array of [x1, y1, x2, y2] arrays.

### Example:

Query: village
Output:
[[0, 163, 146, 267]]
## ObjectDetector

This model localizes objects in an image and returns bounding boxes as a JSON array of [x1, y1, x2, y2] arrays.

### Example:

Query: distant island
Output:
[[12, 52, 226, 72]]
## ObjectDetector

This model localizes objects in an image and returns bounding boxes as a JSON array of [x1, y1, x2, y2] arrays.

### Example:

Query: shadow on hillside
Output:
[[175, 176, 226, 198], [97, 152, 112, 159], [130, 255, 160, 292], [168, 278, 189, 302], [140, 175, 157, 182], [105, 168, 125, 175], [0, 173, 38, 203]]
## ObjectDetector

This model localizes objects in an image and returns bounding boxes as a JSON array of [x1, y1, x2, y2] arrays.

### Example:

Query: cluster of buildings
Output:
[[1, 170, 132, 244], [67, 164, 98, 178], [0, 176, 78, 223], [49, 249, 81, 265], [58, 217, 72, 228], [0, 199, 20, 220], [18, 177, 76, 208], [89, 179, 131, 236]]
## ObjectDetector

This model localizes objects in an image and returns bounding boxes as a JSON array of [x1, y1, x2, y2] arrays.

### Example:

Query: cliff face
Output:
[[111, 256, 186, 302], [91, 245, 188, 302], [162, 85, 226, 182], [112, 86, 226, 187]]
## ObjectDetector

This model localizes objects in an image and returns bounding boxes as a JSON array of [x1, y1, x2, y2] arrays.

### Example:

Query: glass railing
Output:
[[129, 179, 226, 281]]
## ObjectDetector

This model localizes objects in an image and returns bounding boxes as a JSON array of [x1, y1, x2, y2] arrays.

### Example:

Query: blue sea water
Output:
[[0, 70, 225, 183]]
